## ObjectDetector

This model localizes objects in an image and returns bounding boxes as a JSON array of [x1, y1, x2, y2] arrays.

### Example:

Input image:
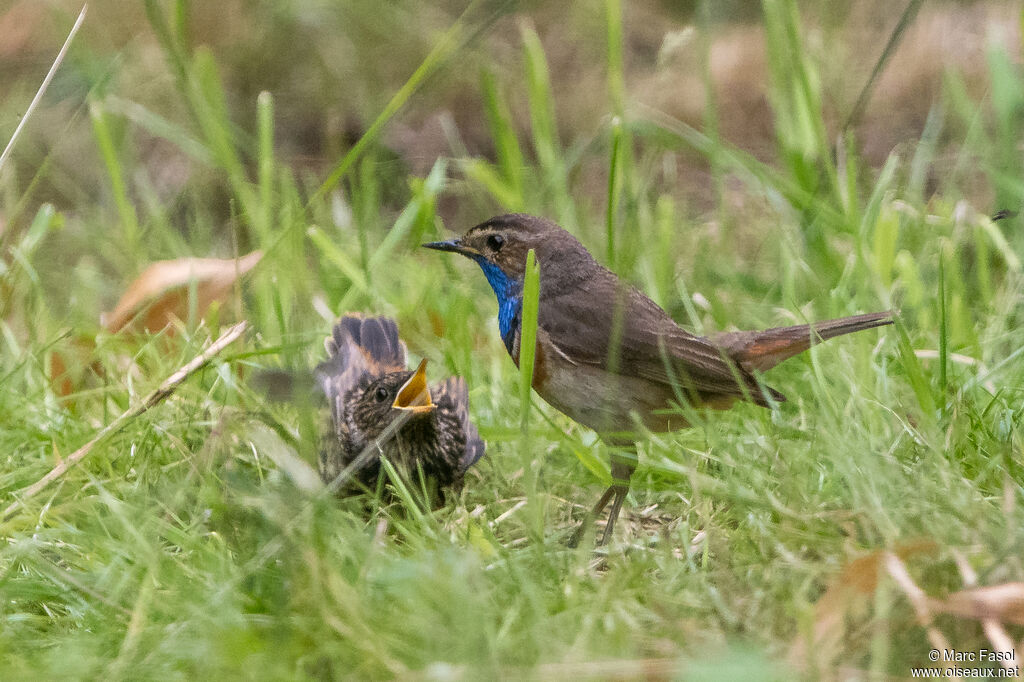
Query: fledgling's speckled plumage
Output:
[[316, 314, 484, 499]]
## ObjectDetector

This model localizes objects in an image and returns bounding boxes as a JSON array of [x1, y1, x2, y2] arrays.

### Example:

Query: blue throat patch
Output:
[[472, 256, 522, 355]]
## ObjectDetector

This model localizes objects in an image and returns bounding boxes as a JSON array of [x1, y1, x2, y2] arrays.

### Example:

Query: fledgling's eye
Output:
[[374, 386, 390, 403], [487, 234, 504, 252]]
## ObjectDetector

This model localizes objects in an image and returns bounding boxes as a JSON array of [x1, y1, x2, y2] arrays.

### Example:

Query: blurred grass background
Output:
[[1, 0, 1023, 678]]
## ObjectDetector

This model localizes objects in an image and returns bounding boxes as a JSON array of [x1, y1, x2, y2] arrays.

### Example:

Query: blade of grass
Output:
[[520, 22, 575, 225], [143, 0, 188, 85], [378, 458, 431, 532], [858, 152, 899, 297], [190, 48, 259, 228], [979, 214, 1022, 273], [605, 0, 624, 117], [908, 104, 944, 201], [0, 204, 58, 320], [761, 0, 830, 170], [480, 67, 524, 208], [519, 250, 540, 429], [519, 249, 541, 540], [0, 5, 87, 175], [461, 159, 523, 210], [605, 117, 624, 269], [604, 0, 632, 272], [521, 24, 559, 175], [843, 0, 924, 132], [104, 95, 213, 165], [938, 243, 948, 415], [307, 226, 371, 296], [89, 99, 140, 255], [1, 204, 56, 287], [257, 91, 275, 240], [893, 318, 937, 425], [698, 0, 726, 217], [310, 0, 512, 207], [367, 160, 447, 277]]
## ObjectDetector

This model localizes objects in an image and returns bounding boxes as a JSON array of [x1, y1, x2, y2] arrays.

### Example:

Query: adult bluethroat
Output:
[[424, 214, 892, 545], [316, 314, 485, 502]]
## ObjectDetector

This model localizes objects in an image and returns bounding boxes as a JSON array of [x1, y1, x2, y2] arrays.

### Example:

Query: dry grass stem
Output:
[[3, 321, 248, 521]]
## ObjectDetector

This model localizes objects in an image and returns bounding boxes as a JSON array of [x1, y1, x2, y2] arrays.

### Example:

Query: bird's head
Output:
[[423, 214, 549, 282], [423, 213, 592, 295], [348, 359, 434, 440]]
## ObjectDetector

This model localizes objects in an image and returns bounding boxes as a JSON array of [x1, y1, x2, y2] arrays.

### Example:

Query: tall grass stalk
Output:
[[605, 118, 624, 269], [0, 6, 87, 174], [311, 0, 506, 206], [518, 249, 542, 540]]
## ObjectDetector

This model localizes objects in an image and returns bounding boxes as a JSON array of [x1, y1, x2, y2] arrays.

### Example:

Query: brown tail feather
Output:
[[712, 311, 894, 373]]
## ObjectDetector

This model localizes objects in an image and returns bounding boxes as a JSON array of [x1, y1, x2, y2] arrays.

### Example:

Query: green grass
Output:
[[2, 0, 1024, 679]]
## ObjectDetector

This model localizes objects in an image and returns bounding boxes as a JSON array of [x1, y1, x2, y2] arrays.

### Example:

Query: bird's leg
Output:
[[567, 450, 635, 548], [598, 455, 634, 545], [598, 484, 629, 546], [567, 485, 616, 548]]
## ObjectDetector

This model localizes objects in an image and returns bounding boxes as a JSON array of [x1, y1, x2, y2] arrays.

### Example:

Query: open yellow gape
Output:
[[393, 359, 434, 414]]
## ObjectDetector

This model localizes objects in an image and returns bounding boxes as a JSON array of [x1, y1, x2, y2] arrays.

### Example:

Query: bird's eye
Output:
[[374, 386, 390, 402], [487, 234, 505, 251]]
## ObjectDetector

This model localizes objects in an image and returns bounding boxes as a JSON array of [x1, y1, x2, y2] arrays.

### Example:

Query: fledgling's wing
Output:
[[315, 314, 408, 425], [433, 376, 485, 472], [330, 315, 407, 373]]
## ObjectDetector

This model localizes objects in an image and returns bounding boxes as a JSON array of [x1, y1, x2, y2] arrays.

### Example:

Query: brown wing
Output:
[[538, 272, 785, 406], [433, 376, 485, 472]]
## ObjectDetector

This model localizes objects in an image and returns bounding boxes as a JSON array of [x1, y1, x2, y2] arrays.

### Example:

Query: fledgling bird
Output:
[[424, 214, 893, 545], [316, 314, 485, 502]]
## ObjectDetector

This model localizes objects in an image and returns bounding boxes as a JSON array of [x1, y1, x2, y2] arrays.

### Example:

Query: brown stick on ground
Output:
[[3, 321, 248, 521]]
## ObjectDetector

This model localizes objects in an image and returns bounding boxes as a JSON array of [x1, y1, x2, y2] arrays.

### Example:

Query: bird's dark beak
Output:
[[422, 239, 479, 258], [393, 359, 435, 414]]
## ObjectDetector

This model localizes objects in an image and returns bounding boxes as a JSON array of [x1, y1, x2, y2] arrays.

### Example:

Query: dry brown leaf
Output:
[[102, 252, 261, 333], [48, 346, 72, 399], [884, 552, 957, 673], [47, 335, 95, 401], [789, 540, 938, 674], [46, 329, 113, 407], [934, 583, 1024, 627], [949, 552, 1018, 669]]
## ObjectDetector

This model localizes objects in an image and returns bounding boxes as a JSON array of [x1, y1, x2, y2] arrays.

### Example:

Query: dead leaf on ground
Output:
[[789, 540, 938, 674], [47, 334, 96, 402], [47, 252, 259, 399], [101, 251, 261, 334], [934, 582, 1024, 627]]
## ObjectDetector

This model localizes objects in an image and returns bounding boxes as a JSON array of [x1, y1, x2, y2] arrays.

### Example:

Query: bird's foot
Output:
[[566, 484, 629, 548]]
